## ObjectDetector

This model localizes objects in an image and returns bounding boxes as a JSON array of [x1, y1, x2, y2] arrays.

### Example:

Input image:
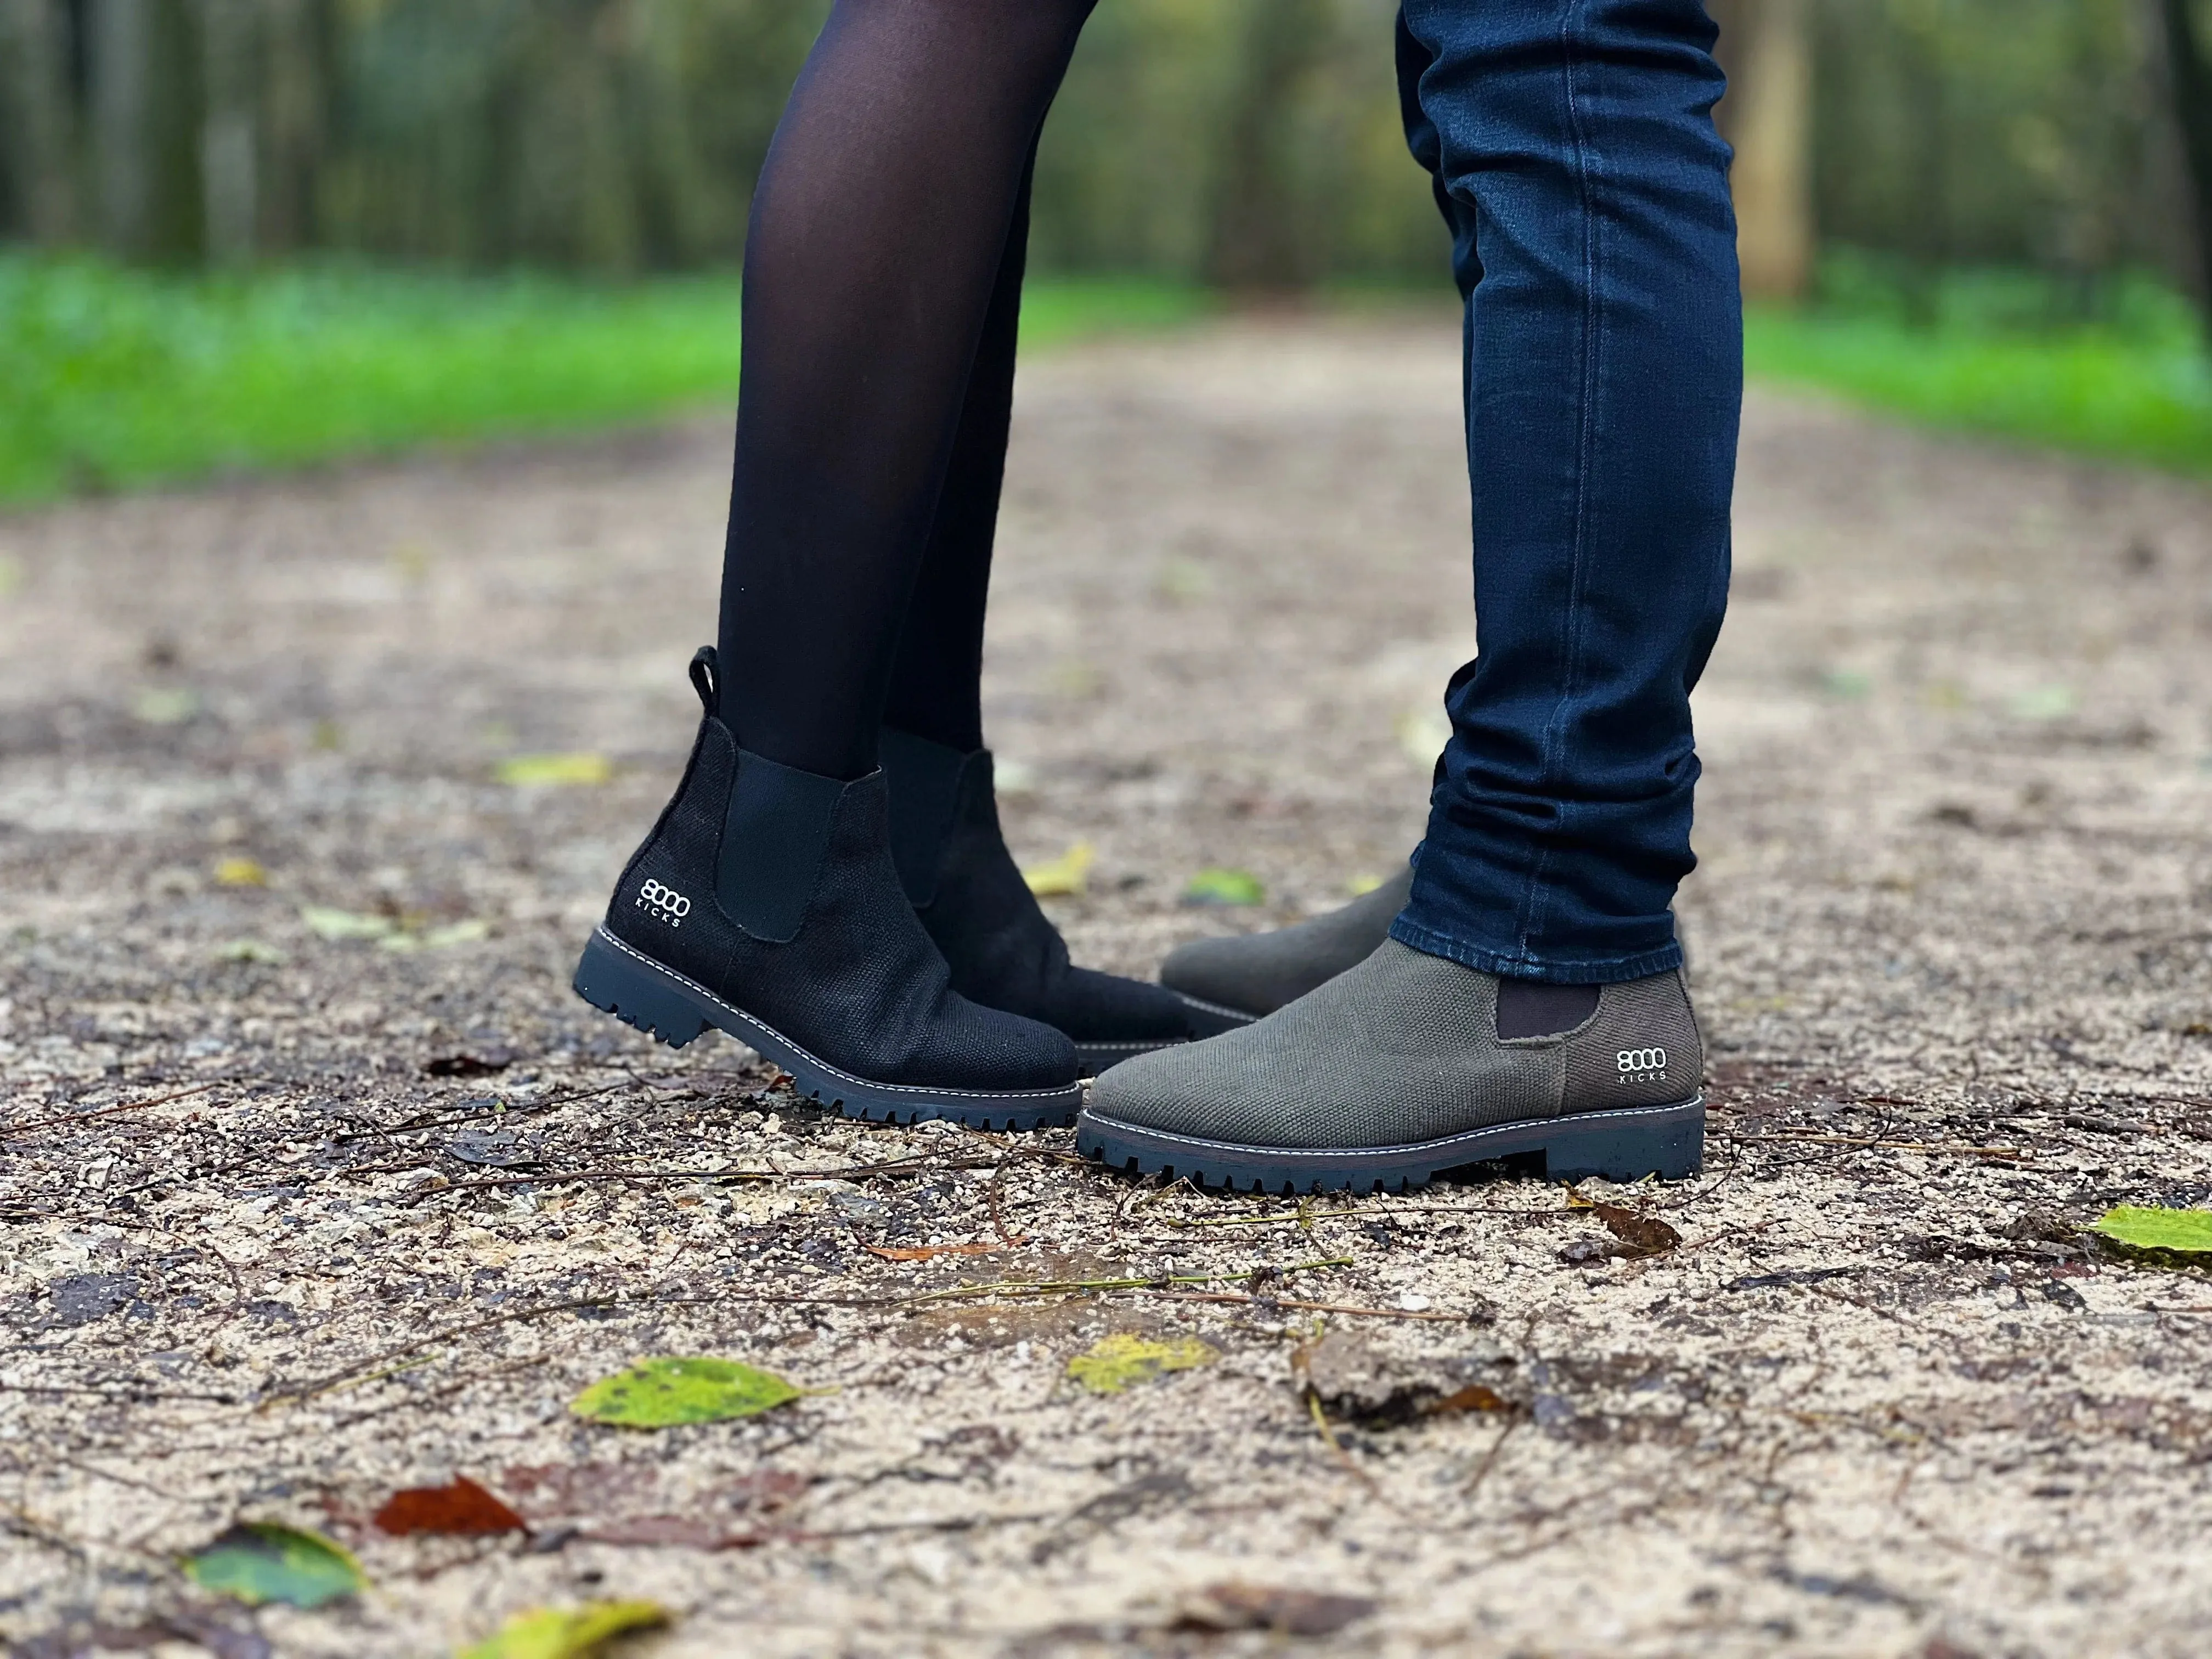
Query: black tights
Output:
[[715, 0, 1095, 780]]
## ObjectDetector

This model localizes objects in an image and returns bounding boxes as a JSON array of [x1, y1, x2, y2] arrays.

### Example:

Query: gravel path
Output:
[[3, 318, 2210, 1658]]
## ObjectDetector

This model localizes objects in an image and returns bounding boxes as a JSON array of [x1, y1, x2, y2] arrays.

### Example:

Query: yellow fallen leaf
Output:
[[458, 1600, 668, 1659], [1395, 706, 1449, 766], [1345, 872, 1384, 896], [1023, 842, 1094, 898], [1066, 1332, 1217, 1396], [496, 753, 611, 787], [212, 857, 268, 888], [300, 905, 395, 942]]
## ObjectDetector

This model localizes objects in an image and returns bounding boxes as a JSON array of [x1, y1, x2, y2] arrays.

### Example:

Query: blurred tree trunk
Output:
[[90, 0, 153, 252], [1, 0, 82, 243], [256, 0, 328, 251], [1206, 0, 1330, 293], [2159, 0, 2212, 306], [1714, 0, 1814, 302], [194, 0, 256, 259]]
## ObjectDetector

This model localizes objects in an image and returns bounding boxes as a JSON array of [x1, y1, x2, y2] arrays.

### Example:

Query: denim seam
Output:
[[1390, 915, 1683, 988], [1519, 0, 1603, 964]]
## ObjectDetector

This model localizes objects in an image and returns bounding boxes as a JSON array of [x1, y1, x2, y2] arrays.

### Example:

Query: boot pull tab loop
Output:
[[688, 646, 720, 715]]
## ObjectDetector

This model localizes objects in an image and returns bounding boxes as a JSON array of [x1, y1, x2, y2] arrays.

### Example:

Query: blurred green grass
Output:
[[1745, 255, 2212, 475], [3, 252, 2208, 505], [0, 257, 1207, 504]]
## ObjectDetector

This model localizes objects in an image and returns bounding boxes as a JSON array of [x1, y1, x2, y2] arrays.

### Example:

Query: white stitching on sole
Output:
[[594, 928, 1081, 1105], [1077, 1096, 1703, 1160]]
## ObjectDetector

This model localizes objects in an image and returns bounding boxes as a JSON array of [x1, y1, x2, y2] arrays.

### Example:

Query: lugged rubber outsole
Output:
[[573, 927, 1083, 1131], [1075, 1096, 1705, 1194]]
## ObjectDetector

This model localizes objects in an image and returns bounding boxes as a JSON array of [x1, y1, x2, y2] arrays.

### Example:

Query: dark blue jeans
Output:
[[1387, 0, 1742, 987]]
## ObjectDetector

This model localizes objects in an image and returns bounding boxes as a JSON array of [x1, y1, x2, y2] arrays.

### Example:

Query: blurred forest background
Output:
[[2, 0, 2211, 498]]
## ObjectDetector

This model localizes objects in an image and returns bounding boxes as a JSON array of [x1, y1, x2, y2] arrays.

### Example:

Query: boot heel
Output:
[[1540, 1100, 1704, 1182], [573, 930, 712, 1049]]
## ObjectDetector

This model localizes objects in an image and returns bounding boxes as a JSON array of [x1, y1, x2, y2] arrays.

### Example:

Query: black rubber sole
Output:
[[574, 927, 1083, 1131], [1075, 1096, 1705, 1194]]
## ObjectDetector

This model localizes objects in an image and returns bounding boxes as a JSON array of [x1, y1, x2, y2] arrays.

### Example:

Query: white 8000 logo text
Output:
[[1616, 1047, 1667, 1075], [637, 879, 691, 925]]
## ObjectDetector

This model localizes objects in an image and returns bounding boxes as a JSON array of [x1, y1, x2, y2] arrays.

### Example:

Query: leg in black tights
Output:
[[577, 0, 1197, 1114], [716, 0, 1094, 782], [873, 155, 1205, 1065], [876, 149, 1033, 755]]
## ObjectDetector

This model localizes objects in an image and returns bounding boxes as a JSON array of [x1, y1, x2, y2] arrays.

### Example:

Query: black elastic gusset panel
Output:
[[718, 748, 848, 943], [910, 746, 1192, 1046], [715, 1, 1098, 781], [606, 714, 1076, 1092], [879, 726, 970, 907], [1496, 979, 1602, 1040]]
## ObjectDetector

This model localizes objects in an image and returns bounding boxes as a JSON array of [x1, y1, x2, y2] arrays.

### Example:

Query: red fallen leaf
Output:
[[373, 1475, 526, 1536], [863, 1242, 1003, 1262]]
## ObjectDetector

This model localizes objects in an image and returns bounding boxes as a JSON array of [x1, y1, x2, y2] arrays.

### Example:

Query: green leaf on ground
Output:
[[1022, 842, 1093, 897], [300, 904, 396, 941], [1183, 868, 1265, 907], [2090, 1205, 2212, 1255], [496, 753, 611, 787], [570, 1356, 802, 1428], [1065, 1333, 1218, 1396], [183, 1522, 365, 1608], [2006, 684, 2079, 721], [213, 939, 285, 964], [132, 686, 201, 725], [457, 1600, 669, 1659]]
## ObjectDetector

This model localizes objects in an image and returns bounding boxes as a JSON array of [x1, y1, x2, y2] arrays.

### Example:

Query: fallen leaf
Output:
[[374, 1475, 526, 1537], [570, 1357, 804, 1428], [863, 1242, 1005, 1261], [300, 905, 395, 942], [2090, 1205, 2212, 1255], [1022, 842, 1094, 897], [183, 1523, 365, 1609], [1590, 1202, 1681, 1258], [496, 753, 611, 787], [2007, 684, 2078, 721], [1345, 872, 1385, 896], [132, 686, 200, 725], [458, 1600, 667, 1659], [1065, 1332, 1217, 1396], [1293, 1330, 1506, 1427], [424, 919, 492, 948], [1395, 705, 1450, 765], [1173, 1582, 1378, 1638], [1182, 867, 1265, 907], [212, 857, 267, 888], [212, 939, 285, 964], [1425, 1384, 1515, 1416]]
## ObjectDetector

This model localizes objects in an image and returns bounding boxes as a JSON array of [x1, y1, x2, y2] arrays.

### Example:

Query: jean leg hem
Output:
[[1388, 916, 1683, 986]]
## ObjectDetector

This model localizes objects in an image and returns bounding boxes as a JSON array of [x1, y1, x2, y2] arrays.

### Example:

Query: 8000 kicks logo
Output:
[[1616, 1046, 1668, 1082], [636, 879, 691, 928]]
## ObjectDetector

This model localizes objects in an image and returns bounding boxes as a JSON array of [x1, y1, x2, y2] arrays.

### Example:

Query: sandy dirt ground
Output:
[[3, 317, 2211, 1658]]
